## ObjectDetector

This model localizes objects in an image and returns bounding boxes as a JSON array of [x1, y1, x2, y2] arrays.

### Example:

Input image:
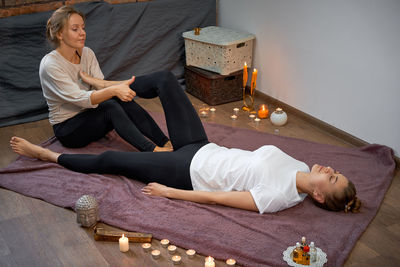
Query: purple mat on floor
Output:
[[0, 114, 395, 266]]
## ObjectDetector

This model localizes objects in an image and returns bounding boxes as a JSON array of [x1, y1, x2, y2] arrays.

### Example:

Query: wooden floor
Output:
[[0, 93, 399, 267]]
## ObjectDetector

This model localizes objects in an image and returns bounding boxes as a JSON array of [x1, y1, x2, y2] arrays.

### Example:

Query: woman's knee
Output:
[[99, 99, 125, 116]]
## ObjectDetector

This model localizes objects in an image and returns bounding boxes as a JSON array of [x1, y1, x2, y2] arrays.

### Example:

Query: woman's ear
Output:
[[56, 31, 63, 41], [312, 190, 325, 204]]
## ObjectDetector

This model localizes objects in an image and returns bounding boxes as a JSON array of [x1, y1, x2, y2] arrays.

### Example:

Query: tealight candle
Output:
[[172, 255, 181, 265], [210, 107, 216, 113], [249, 114, 256, 121], [168, 245, 177, 254], [119, 234, 129, 252], [258, 104, 269, 119], [199, 105, 210, 118], [254, 118, 261, 125], [151, 249, 161, 259], [161, 239, 170, 247], [142, 242, 151, 252], [186, 249, 196, 258], [230, 115, 237, 120], [226, 258, 236, 266], [205, 256, 215, 267], [233, 108, 239, 115]]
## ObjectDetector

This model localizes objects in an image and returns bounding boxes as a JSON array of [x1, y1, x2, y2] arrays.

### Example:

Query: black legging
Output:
[[58, 71, 209, 189], [53, 82, 170, 151]]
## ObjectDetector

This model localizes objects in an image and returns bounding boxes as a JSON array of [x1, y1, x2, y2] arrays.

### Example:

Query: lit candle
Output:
[[210, 107, 216, 113], [250, 68, 257, 94], [243, 62, 248, 88], [186, 249, 196, 258], [142, 242, 151, 252], [233, 107, 239, 115], [168, 245, 177, 254], [270, 107, 288, 126], [230, 115, 237, 120], [254, 117, 261, 125], [160, 239, 170, 248], [119, 234, 129, 252], [249, 114, 256, 121], [205, 256, 215, 267], [199, 105, 209, 117], [226, 258, 236, 266], [258, 104, 269, 119], [172, 255, 181, 265], [151, 249, 161, 259]]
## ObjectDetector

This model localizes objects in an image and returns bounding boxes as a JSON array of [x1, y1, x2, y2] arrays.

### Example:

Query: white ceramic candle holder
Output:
[[270, 108, 287, 126]]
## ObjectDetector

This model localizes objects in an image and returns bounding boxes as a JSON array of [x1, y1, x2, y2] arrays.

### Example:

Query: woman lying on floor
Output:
[[11, 71, 361, 214]]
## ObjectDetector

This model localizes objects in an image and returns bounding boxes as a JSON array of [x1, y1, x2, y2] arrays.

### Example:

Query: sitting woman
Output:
[[41, 6, 171, 152], [11, 71, 361, 213]]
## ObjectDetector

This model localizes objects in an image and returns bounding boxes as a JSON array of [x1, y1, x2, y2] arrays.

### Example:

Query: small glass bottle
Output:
[[292, 242, 302, 264], [310, 241, 317, 263], [301, 236, 307, 249], [302, 245, 310, 265]]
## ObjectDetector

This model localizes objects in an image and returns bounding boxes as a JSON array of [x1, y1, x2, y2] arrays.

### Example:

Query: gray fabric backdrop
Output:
[[0, 0, 216, 127]]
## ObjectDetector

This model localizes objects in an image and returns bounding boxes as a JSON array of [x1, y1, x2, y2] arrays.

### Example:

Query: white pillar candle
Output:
[[186, 249, 196, 258], [160, 239, 170, 247], [168, 245, 177, 254], [172, 255, 181, 265], [226, 258, 236, 266], [119, 234, 129, 252], [151, 249, 161, 259], [205, 256, 215, 267], [142, 242, 151, 252]]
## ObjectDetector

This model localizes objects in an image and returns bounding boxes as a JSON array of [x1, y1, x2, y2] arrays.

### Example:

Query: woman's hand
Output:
[[141, 182, 170, 197], [112, 76, 136, 102]]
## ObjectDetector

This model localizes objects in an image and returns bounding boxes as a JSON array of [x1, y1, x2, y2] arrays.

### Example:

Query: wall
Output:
[[0, 0, 147, 17], [218, 0, 400, 156]]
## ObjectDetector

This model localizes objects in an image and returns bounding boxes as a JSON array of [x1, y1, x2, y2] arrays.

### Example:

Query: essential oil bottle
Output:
[[302, 245, 310, 265], [310, 241, 317, 263], [292, 242, 302, 264]]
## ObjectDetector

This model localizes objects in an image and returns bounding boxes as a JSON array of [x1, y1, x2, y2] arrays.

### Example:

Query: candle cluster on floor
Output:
[[119, 235, 236, 265]]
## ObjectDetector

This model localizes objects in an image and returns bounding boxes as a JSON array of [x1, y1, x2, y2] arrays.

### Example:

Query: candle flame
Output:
[[205, 256, 214, 262], [122, 234, 125, 238]]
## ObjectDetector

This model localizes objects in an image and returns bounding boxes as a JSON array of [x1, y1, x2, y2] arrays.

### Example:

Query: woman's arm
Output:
[[80, 70, 131, 90], [141, 183, 259, 212], [90, 76, 136, 105]]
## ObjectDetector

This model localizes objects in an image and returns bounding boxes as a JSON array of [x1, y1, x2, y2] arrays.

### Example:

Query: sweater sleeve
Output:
[[40, 59, 98, 109]]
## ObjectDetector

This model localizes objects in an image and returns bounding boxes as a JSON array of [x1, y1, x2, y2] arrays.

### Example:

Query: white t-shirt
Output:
[[189, 143, 309, 213], [39, 47, 104, 125]]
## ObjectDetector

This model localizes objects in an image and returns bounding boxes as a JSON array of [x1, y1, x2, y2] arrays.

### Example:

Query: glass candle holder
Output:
[[258, 104, 269, 119]]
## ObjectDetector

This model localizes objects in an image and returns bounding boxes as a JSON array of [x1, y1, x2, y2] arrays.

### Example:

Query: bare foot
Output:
[[10, 137, 60, 162], [163, 140, 173, 149], [153, 145, 173, 152]]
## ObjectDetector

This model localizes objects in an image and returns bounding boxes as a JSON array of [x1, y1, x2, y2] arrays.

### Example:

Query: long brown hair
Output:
[[46, 6, 85, 48], [313, 180, 362, 213]]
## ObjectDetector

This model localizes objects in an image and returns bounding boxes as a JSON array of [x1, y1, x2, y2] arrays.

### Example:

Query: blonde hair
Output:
[[46, 6, 85, 48], [313, 180, 362, 213]]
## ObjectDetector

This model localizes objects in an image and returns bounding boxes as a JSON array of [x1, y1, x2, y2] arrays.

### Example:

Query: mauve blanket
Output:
[[0, 115, 395, 267]]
